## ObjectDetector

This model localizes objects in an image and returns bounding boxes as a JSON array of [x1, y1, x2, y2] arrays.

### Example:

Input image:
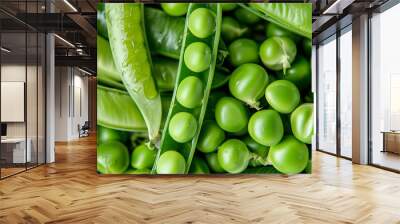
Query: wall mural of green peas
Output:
[[97, 2, 313, 175]]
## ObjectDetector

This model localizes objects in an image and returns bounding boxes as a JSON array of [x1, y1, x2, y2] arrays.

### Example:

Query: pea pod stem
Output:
[[250, 152, 271, 166], [247, 100, 262, 111], [276, 37, 292, 74]]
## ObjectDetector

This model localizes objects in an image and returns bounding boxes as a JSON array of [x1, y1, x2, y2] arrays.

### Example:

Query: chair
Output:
[[78, 121, 90, 138]]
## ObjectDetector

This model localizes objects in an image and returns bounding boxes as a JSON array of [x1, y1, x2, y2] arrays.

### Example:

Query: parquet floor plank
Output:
[[0, 135, 400, 223]]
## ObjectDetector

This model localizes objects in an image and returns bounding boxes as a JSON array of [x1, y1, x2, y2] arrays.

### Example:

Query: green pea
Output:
[[215, 97, 249, 133], [189, 156, 210, 174], [97, 141, 129, 174], [265, 80, 300, 114], [221, 3, 237, 11], [269, 135, 309, 174], [221, 17, 248, 43], [248, 109, 284, 146], [234, 7, 260, 24], [259, 37, 297, 72], [168, 112, 198, 143], [229, 63, 269, 108], [97, 125, 129, 144], [184, 42, 212, 73], [265, 23, 301, 43], [161, 3, 188, 16], [228, 38, 259, 67], [176, 76, 204, 109], [188, 8, 215, 38], [130, 144, 156, 170], [217, 139, 250, 174], [205, 152, 225, 173], [156, 151, 186, 174], [197, 120, 225, 153], [290, 103, 314, 144]]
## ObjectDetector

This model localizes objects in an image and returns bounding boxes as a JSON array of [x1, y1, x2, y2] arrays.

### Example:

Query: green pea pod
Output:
[[145, 7, 228, 64], [239, 3, 312, 39], [97, 36, 120, 85], [153, 3, 222, 174], [106, 4, 162, 142], [153, 57, 179, 91], [97, 3, 108, 39], [98, 85, 172, 133], [97, 85, 146, 132], [97, 74, 125, 91], [97, 35, 124, 90], [145, 7, 184, 60]]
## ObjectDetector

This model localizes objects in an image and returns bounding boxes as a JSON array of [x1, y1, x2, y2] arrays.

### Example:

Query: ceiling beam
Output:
[[66, 13, 96, 47], [55, 55, 96, 72]]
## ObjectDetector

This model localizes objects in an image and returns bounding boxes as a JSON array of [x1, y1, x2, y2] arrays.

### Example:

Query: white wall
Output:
[[55, 66, 69, 141], [54, 67, 89, 141]]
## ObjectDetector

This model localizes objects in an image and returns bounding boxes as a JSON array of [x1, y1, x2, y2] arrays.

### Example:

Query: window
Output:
[[339, 27, 352, 158], [317, 35, 337, 154], [370, 3, 400, 171]]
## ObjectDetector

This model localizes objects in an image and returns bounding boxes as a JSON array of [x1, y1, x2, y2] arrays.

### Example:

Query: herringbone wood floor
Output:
[[1, 135, 400, 224]]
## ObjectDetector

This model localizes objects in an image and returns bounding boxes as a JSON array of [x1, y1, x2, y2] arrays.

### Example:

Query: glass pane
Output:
[[317, 36, 337, 154], [339, 28, 352, 158], [371, 4, 400, 171], [1, 31, 27, 177]]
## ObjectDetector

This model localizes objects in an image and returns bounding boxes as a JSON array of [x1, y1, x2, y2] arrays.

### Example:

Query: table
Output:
[[381, 131, 400, 155], [1, 138, 32, 163]]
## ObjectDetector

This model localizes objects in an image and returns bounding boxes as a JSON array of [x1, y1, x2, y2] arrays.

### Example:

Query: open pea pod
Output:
[[97, 35, 125, 90], [239, 3, 312, 39], [152, 3, 222, 174], [106, 4, 162, 142], [97, 85, 146, 132]]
